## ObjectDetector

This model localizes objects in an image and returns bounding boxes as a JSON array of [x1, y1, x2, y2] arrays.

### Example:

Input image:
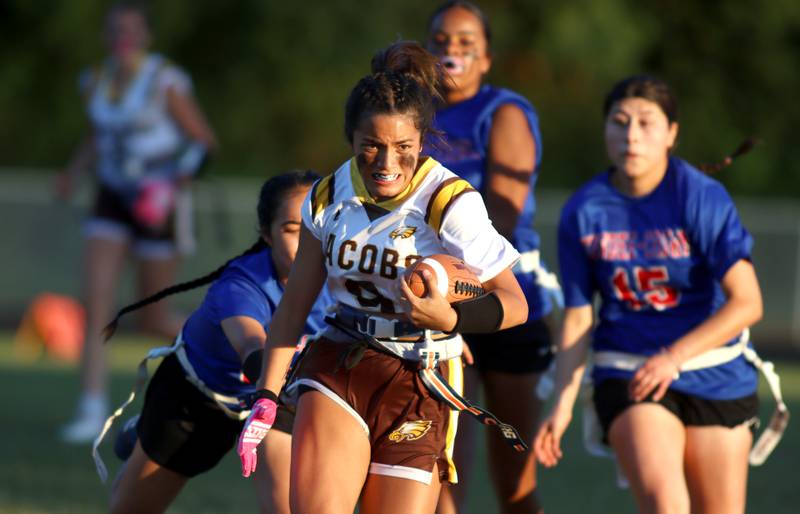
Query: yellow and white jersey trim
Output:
[[302, 157, 519, 318]]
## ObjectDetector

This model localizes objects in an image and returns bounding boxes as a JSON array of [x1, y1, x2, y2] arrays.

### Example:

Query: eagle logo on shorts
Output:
[[388, 420, 432, 442], [389, 226, 417, 240]]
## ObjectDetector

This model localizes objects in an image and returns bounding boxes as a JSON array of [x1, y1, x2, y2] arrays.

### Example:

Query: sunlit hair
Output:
[[344, 41, 445, 143], [604, 75, 757, 173], [102, 170, 320, 341], [427, 0, 493, 55], [603, 74, 678, 123]]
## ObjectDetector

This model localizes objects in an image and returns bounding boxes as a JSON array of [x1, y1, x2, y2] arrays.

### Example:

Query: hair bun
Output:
[[370, 41, 443, 100]]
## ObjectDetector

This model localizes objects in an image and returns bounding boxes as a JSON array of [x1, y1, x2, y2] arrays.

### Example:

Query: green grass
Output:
[[0, 334, 798, 513]]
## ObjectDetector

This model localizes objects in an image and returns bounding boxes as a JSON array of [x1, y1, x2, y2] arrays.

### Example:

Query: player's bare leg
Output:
[[290, 391, 370, 514], [609, 404, 690, 514], [136, 255, 184, 338], [361, 463, 442, 514], [483, 370, 544, 514], [109, 440, 187, 514], [254, 428, 292, 514], [436, 366, 479, 514], [61, 236, 128, 442], [684, 424, 751, 514]]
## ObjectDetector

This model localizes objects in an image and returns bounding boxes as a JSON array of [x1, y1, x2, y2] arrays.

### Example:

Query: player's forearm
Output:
[[667, 294, 762, 366], [257, 316, 305, 391], [667, 260, 762, 365], [257, 346, 297, 395], [64, 134, 96, 175], [552, 306, 593, 411]]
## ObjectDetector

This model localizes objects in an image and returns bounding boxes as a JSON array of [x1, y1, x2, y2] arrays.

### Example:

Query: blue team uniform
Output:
[[558, 157, 757, 400], [426, 85, 554, 322], [181, 247, 332, 400]]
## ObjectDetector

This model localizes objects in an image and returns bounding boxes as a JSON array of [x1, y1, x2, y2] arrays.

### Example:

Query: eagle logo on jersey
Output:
[[388, 420, 432, 442], [389, 226, 417, 240]]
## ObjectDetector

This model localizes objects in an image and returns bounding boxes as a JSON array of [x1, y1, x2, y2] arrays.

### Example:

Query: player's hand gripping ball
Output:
[[403, 254, 484, 303]]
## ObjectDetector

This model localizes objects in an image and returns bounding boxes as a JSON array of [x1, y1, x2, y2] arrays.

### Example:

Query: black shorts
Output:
[[137, 353, 296, 476], [137, 353, 244, 477], [593, 378, 760, 442], [272, 400, 296, 434], [92, 185, 175, 241], [463, 318, 553, 374]]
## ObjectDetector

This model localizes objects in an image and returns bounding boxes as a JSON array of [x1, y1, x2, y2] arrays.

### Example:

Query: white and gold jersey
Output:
[[301, 157, 519, 318]]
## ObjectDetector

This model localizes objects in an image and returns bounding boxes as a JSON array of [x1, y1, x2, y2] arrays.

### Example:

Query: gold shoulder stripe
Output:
[[311, 174, 335, 218], [350, 156, 439, 210], [425, 178, 476, 234]]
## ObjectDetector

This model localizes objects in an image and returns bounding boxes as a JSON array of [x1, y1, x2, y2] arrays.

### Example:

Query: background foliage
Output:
[[1, 0, 799, 195]]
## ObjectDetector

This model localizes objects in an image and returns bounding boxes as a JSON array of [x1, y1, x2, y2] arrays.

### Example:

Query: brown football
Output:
[[403, 254, 484, 304]]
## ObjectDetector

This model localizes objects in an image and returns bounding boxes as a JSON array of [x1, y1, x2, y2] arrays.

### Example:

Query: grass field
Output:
[[0, 333, 798, 514]]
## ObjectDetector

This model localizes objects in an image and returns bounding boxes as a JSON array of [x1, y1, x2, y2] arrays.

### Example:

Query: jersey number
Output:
[[611, 266, 679, 311], [345, 279, 396, 313]]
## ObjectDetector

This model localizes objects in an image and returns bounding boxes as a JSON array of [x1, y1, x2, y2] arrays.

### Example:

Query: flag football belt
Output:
[[335, 305, 448, 340], [590, 328, 789, 466], [330, 306, 462, 361], [326, 314, 528, 453], [91, 335, 250, 483]]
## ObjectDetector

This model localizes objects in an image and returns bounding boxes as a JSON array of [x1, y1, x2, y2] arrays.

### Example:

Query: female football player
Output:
[[534, 75, 763, 514], [56, 1, 217, 443], [237, 41, 529, 514], [106, 171, 331, 514], [425, 3, 558, 512]]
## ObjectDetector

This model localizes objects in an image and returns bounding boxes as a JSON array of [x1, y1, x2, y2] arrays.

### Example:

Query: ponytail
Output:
[[697, 136, 759, 174], [370, 41, 445, 101], [345, 41, 443, 143]]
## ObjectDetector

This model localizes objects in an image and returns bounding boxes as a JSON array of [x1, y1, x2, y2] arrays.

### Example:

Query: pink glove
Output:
[[237, 397, 278, 477], [132, 179, 175, 229]]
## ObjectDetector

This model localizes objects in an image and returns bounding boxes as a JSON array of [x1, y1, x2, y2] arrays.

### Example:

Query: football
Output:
[[404, 254, 484, 303]]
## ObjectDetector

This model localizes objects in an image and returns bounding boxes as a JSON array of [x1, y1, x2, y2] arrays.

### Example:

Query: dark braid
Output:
[[102, 240, 266, 341], [698, 137, 760, 174], [103, 169, 320, 342], [344, 41, 444, 143]]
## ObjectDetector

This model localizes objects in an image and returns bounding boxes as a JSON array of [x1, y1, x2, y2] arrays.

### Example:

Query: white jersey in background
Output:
[[82, 53, 196, 198]]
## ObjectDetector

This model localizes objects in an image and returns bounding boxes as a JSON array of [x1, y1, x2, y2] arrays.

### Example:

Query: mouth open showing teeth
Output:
[[373, 173, 399, 182]]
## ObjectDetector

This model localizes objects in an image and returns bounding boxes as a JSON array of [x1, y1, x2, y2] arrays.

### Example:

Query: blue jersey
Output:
[[426, 85, 553, 321], [558, 157, 757, 400], [181, 247, 333, 398]]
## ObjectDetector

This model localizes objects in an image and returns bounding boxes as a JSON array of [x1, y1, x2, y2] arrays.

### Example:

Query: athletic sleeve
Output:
[[300, 184, 323, 241], [439, 191, 519, 282], [558, 202, 594, 307], [157, 65, 193, 95], [688, 182, 753, 281], [208, 274, 272, 326]]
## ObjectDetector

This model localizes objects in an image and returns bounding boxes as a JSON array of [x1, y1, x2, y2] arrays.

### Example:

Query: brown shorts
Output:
[[292, 337, 462, 485]]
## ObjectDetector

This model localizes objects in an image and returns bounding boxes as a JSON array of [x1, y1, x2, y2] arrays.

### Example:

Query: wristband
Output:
[[176, 142, 208, 177], [242, 349, 264, 384], [252, 389, 279, 404], [449, 291, 504, 334]]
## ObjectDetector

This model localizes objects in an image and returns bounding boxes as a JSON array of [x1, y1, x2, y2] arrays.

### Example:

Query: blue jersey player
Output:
[[425, 2, 559, 512], [535, 75, 763, 514], [103, 171, 332, 514]]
